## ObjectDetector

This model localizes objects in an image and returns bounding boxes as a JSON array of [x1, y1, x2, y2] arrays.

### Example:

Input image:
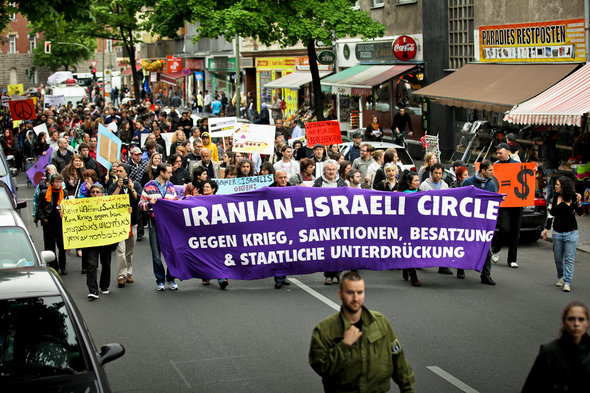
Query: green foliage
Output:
[[0, 0, 93, 32], [30, 16, 97, 71]]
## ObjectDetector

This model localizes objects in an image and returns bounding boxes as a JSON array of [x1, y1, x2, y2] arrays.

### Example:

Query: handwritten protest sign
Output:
[[305, 121, 342, 146], [232, 124, 274, 155], [61, 194, 130, 249], [97, 123, 122, 170], [154, 187, 503, 281], [476, 162, 536, 207], [26, 147, 53, 186], [8, 99, 37, 120], [213, 174, 274, 195], [7, 84, 24, 96], [44, 94, 66, 108]]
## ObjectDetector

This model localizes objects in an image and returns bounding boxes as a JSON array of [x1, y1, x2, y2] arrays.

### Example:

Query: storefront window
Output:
[[259, 71, 273, 105], [367, 82, 390, 112]]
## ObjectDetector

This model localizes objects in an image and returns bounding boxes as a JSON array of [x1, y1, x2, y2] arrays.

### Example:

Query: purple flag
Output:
[[153, 187, 503, 281], [26, 147, 53, 186]]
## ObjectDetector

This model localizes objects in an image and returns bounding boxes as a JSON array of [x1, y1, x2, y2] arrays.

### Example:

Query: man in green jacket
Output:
[[309, 271, 415, 393]]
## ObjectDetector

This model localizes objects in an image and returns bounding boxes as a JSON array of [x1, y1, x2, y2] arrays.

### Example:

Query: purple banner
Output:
[[153, 187, 503, 281], [26, 147, 53, 186]]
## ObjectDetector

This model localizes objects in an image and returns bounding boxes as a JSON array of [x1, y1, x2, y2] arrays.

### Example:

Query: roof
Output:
[[504, 63, 590, 127], [160, 72, 186, 84], [412, 63, 579, 113], [321, 64, 416, 96], [264, 71, 332, 90], [121, 65, 142, 76], [0, 268, 61, 299]]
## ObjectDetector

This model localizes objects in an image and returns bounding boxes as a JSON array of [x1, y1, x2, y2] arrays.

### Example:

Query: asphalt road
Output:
[[16, 174, 590, 393]]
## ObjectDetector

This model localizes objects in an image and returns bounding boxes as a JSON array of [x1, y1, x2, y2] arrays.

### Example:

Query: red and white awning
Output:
[[504, 63, 590, 127]]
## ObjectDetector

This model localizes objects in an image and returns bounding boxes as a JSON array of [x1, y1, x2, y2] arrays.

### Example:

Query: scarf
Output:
[[45, 185, 64, 206], [371, 122, 380, 130]]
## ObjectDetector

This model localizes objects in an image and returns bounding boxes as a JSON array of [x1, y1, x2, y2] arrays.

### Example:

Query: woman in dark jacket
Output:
[[37, 173, 69, 275], [169, 153, 190, 185], [522, 301, 590, 393], [34, 131, 50, 157]]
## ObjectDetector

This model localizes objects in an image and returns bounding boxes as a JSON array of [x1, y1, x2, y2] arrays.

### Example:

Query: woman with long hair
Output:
[[365, 115, 383, 141], [237, 158, 254, 178], [259, 161, 275, 176], [418, 152, 438, 183], [542, 176, 584, 292], [398, 170, 421, 286], [34, 131, 50, 156], [185, 166, 208, 196], [61, 154, 85, 197], [141, 152, 162, 186], [522, 301, 590, 392]]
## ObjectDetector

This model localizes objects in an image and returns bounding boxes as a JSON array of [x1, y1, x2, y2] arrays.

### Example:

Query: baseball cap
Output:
[[312, 143, 324, 149], [131, 147, 142, 154], [352, 132, 362, 139], [496, 143, 510, 151]]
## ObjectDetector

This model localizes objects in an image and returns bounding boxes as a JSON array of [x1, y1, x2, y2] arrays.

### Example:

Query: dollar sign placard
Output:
[[514, 165, 534, 200]]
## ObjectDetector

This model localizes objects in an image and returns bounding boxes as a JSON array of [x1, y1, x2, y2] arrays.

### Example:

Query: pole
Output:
[[235, 34, 241, 116], [102, 39, 106, 99]]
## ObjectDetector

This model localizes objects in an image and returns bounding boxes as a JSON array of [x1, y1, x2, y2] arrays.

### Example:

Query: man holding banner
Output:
[[139, 163, 180, 291]]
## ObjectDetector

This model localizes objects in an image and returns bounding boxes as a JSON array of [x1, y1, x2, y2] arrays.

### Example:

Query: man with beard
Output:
[[309, 271, 415, 393]]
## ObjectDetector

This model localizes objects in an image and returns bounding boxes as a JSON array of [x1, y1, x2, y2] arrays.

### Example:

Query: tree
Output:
[[0, 1, 92, 32], [81, 0, 157, 103], [30, 16, 97, 71], [151, 0, 385, 121]]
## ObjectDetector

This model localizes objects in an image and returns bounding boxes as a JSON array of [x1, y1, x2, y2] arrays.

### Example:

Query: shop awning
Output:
[[160, 72, 185, 85], [264, 71, 332, 90], [412, 63, 579, 113], [121, 65, 142, 76], [321, 64, 416, 96], [504, 63, 590, 127]]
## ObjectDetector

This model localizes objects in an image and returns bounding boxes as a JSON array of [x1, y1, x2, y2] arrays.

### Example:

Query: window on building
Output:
[[30, 69, 37, 84], [9, 35, 16, 54], [29, 34, 36, 52], [9, 2, 16, 21], [106, 39, 112, 52], [448, 0, 474, 70], [9, 68, 17, 84], [372, 0, 385, 7]]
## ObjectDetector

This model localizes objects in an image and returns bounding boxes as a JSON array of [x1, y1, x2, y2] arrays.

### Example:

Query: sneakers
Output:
[[219, 279, 229, 290], [87, 293, 99, 301], [117, 277, 126, 288], [157, 283, 165, 291], [555, 278, 564, 287], [509, 262, 519, 268], [324, 278, 333, 285], [563, 284, 571, 292], [100, 289, 110, 294], [491, 252, 500, 263], [168, 281, 179, 290]]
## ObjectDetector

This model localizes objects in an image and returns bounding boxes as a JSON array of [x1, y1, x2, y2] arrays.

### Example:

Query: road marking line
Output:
[[427, 366, 479, 393], [290, 278, 340, 311], [169, 359, 192, 389]]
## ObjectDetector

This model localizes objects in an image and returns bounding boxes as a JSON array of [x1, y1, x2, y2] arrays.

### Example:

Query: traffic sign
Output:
[[182, 67, 190, 75], [90, 60, 98, 68]]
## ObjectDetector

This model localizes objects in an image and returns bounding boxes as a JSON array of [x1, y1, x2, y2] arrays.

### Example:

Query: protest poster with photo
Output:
[[232, 124, 275, 155], [305, 121, 343, 146], [61, 195, 131, 249], [44, 94, 66, 108]]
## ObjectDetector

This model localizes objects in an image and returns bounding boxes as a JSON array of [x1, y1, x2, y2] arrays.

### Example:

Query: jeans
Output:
[[553, 230, 578, 285], [116, 225, 137, 278], [492, 207, 523, 263], [148, 218, 174, 285], [85, 245, 112, 295], [544, 168, 557, 203]]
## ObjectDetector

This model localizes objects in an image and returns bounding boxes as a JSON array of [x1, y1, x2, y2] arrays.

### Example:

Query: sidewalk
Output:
[[545, 212, 590, 254]]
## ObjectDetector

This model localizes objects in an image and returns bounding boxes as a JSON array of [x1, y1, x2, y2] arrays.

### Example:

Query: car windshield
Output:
[[0, 295, 88, 378], [0, 228, 37, 269]]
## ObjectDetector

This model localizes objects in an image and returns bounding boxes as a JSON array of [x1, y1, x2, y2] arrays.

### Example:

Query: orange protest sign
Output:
[[305, 121, 342, 146], [493, 163, 536, 207], [8, 99, 37, 120]]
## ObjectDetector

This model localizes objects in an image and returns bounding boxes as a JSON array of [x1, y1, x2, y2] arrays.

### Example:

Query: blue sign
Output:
[[96, 123, 122, 170], [195, 72, 204, 81]]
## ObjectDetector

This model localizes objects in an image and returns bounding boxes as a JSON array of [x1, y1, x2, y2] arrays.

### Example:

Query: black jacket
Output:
[[522, 333, 590, 393], [51, 150, 74, 173], [37, 188, 69, 224]]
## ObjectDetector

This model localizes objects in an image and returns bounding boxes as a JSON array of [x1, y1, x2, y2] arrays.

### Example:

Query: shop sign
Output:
[[208, 57, 237, 72], [294, 56, 331, 71], [393, 36, 417, 61], [356, 41, 395, 60], [185, 59, 202, 70], [167, 55, 182, 74], [479, 19, 586, 62], [256, 57, 296, 70], [317, 50, 337, 65]]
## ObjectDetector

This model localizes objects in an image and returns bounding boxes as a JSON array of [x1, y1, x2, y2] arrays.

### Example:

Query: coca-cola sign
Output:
[[393, 35, 417, 61]]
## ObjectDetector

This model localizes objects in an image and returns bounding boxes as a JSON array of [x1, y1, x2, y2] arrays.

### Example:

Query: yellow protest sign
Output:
[[61, 194, 130, 249], [12, 120, 21, 129], [7, 84, 24, 96]]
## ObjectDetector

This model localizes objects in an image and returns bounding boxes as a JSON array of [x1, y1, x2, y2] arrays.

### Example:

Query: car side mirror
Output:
[[99, 343, 125, 365], [40, 250, 56, 264]]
